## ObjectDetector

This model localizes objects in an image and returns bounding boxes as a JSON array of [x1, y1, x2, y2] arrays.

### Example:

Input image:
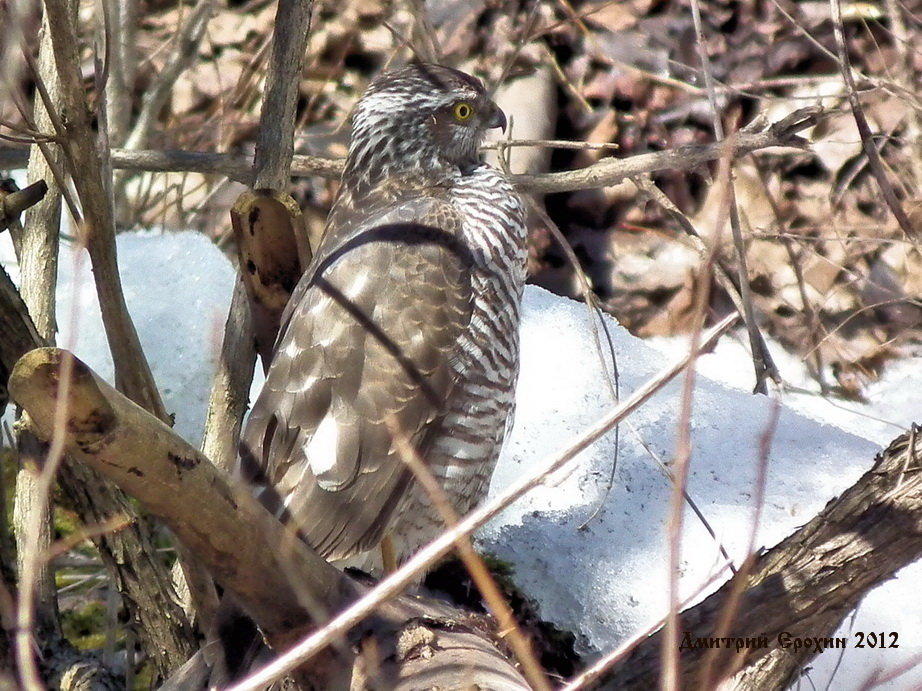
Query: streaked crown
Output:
[[343, 64, 507, 194]]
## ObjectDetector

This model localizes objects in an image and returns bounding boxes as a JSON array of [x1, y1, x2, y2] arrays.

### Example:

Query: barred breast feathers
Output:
[[238, 64, 529, 567]]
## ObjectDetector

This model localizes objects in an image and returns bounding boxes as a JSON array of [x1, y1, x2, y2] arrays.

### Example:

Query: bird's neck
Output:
[[342, 119, 460, 199], [343, 159, 457, 197]]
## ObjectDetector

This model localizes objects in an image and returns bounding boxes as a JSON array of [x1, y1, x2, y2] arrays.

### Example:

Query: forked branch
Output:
[[0, 105, 825, 192], [8, 347, 531, 690], [572, 427, 922, 690]]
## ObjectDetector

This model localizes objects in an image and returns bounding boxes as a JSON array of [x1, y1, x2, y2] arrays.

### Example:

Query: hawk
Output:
[[238, 64, 527, 571]]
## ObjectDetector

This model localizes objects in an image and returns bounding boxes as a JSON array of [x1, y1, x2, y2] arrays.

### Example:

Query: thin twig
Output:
[[883, 0, 922, 188], [830, 0, 917, 239], [5, 55, 83, 227], [484, 138, 619, 151], [227, 313, 739, 691], [662, 178, 720, 691], [403, 0, 441, 63], [491, 0, 543, 99], [749, 155, 831, 392], [43, 514, 133, 563], [0, 105, 824, 190], [386, 418, 553, 691], [689, 0, 780, 393], [624, 420, 737, 574]]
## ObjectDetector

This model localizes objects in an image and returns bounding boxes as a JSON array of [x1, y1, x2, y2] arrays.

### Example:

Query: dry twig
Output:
[[688, 0, 779, 394], [387, 418, 552, 691], [0, 106, 824, 193], [227, 314, 738, 690], [42, 0, 167, 419], [829, 0, 917, 240]]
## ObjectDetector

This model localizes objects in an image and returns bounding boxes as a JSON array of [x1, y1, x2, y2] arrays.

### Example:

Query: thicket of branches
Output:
[[0, 0, 920, 689]]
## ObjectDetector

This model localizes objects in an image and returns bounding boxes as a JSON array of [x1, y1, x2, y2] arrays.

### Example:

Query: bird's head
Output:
[[344, 64, 506, 191]]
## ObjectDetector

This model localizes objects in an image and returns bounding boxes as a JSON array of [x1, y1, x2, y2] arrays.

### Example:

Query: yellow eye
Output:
[[453, 102, 474, 121]]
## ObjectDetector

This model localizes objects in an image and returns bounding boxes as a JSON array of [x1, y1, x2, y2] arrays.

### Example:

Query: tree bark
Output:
[[8, 348, 531, 690], [13, 4, 69, 673], [42, 0, 168, 420], [251, 0, 314, 192], [590, 427, 922, 690], [55, 462, 200, 677], [0, 241, 198, 682]]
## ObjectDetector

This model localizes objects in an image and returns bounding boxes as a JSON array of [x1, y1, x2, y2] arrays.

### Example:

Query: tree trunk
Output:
[[9, 348, 531, 689], [587, 428, 922, 690]]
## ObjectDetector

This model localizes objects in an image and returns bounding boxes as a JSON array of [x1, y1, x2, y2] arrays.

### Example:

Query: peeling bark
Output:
[[9, 348, 530, 689], [594, 428, 922, 689]]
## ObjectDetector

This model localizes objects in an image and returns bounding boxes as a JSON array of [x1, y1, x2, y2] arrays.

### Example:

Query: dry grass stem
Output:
[[0, 105, 823, 192], [830, 0, 917, 239], [385, 417, 553, 691], [227, 313, 738, 690], [661, 180, 721, 691]]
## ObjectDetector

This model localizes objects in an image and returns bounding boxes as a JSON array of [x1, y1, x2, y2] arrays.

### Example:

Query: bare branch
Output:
[[30, 5, 204, 675], [830, 0, 917, 239], [9, 349, 350, 632], [100, 0, 134, 149], [227, 314, 738, 689], [13, 10, 69, 680], [200, 280, 256, 475], [230, 190, 310, 371], [251, 0, 313, 190], [0, 269, 44, 394], [185, 279, 255, 631], [0, 105, 824, 193], [510, 107, 823, 194], [688, 0, 779, 393], [201, 0, 314, 476], [0, 181, 47, 233], [10, 348, 532, 690], [0, 273, 199, 678], [587, 426, 922, 689], [662, 194, 721, 688], [42, 0, 168, 420]]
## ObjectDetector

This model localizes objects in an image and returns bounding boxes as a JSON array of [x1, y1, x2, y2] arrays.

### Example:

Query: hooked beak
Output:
[[486, 102, 507, 133]]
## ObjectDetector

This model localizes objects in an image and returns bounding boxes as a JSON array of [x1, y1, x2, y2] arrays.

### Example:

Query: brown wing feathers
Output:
[[239, 205, 474, 561]]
